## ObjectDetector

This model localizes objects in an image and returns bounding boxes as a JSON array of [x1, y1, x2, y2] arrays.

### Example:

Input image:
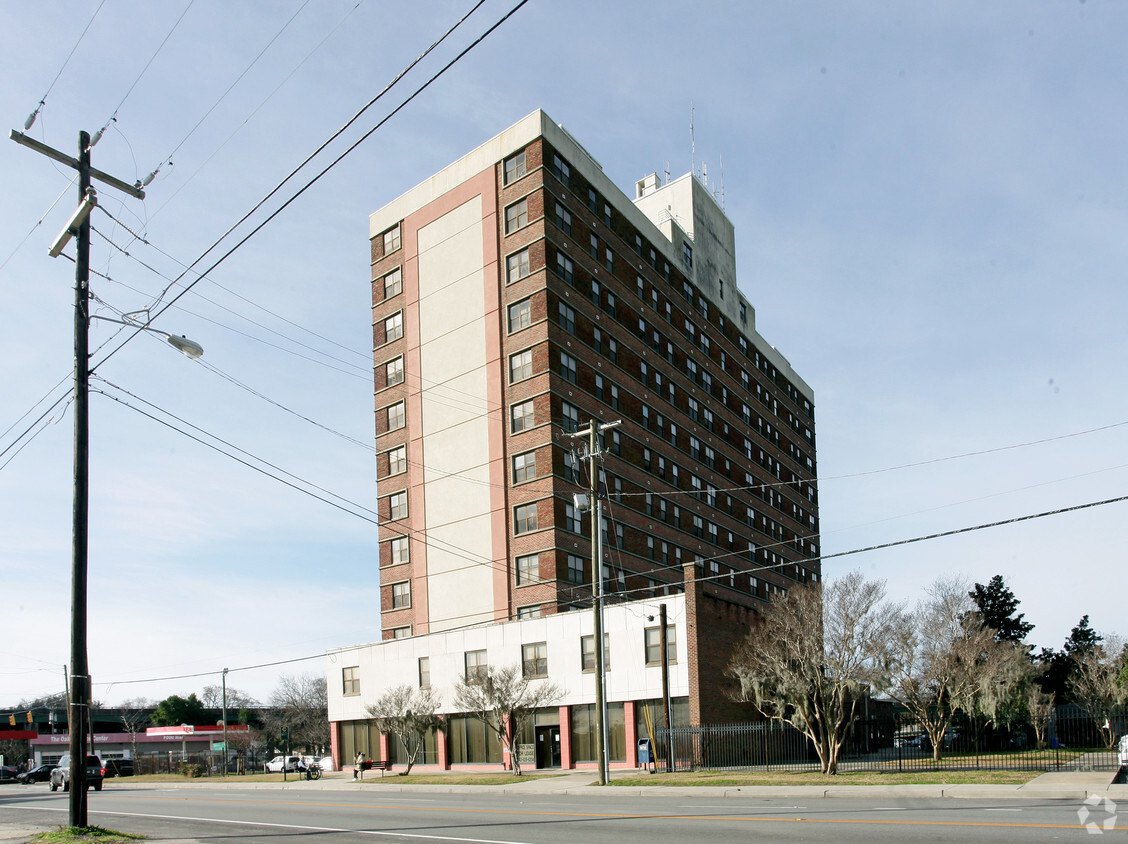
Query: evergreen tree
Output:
[[968, 575, 1034, 644]]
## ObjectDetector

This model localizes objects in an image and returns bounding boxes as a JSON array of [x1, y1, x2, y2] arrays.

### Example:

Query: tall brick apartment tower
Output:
[[361, 110, 818, 732]]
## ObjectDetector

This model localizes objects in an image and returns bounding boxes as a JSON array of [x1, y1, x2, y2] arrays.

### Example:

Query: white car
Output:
[[1118, 735, 1128, 766], [265, 755, 301, 773]]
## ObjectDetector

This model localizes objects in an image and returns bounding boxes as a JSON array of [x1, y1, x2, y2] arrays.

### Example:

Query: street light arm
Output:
[[90, 315, 203, 359]]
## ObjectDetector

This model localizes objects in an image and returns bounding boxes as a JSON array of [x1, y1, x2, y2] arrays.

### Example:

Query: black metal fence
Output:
[[658, 708, 1125, 773]]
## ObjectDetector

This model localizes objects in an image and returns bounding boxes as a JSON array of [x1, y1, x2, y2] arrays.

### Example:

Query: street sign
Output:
[[212, 742, 226, 751]]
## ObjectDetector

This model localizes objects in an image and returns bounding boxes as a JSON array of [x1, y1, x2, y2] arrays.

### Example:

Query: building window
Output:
[[565, 503, 582, 534], [507, 248, 531, 283], [387, 401, 405, 431], [608, 337, 617, 363], [504, 151, 527, 184], [508, 299, 532, 332], [594, 374, 604, 401], [343, 666, 359, 696], [567, 554, 585, 584], [392, 580, 411, 609], [511, 400, 535, 433], [516, 553, 540, 585], [581, 634, 611, 672], [517, 605, 543, 619], [512, 451, 537, 483], [510, 350, 534, 382], [390, 536, 409, 565], [383, 268, 403, 299], [605, 247, 614, 273], [556, 253, 574, 283], [383, 225, 401, 255], [589, 233, 599, 259], [558, 302, 576, 335], [385, 357, 404, 387], [384, 312, 403, 343], [740, 302, 747, 323], [682, 242, 692, 268], [554, 203, 572, 236], [465, 649, 488, 684], [389, 491, 408, 520], [522, 643, 548, 678], [610, 384, 619, 409], [644, 626, 677, 665], [387, 445, 407, 476], [559, 351, 577, 384], [505, 198, 529, 234], [561, 401, 579, 433], [418, 657, 430, 689], [552, 153, 570, 182], [514, 503, 538, 534], [391, 626, 411, 639]]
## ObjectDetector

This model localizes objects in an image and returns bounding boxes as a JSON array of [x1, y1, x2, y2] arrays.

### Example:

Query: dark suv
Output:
[[50, 754, 103, 792], [103, 759, 134, 778]]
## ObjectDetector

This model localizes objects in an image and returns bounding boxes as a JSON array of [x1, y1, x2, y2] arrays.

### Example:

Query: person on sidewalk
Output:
[[354, 751, 365, 781]]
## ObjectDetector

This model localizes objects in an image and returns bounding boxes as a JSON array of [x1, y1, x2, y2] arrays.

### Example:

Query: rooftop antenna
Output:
[[690, 103, 696, 180], [702, 161, 708, 188], [664, 160, 670, 185], [720, 154, 725, 210]]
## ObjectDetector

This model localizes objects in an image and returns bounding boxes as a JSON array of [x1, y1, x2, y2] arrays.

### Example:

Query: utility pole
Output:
[[10, 128, 143, 828], [660, 603, 674, 772], [569, 418, 620, 786]]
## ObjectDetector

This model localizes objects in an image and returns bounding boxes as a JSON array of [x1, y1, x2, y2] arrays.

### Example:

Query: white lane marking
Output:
[[681, 805, 807, 809], [872, 808, 906, 811], [13, 805, 535, 844], [985, 808, 1023, 812]]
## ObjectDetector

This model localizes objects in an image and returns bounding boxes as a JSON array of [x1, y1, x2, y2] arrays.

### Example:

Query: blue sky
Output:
[[2, 0, 1126, 707]]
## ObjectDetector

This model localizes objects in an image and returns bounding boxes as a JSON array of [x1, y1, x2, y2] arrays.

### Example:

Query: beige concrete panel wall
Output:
[[416, 196, 495, 632]]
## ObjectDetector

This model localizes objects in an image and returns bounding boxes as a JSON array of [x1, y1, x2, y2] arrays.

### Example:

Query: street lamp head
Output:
[[166, 334, 203, 360]]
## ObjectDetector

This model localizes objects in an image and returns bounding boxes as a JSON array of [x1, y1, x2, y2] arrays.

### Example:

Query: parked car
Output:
[[1118, 734, 1128, 766], [102, 759, 134, 778], [17, 764, 56, 784], [50, 754, 103, 792], [317, 756, 335, 772], [265, 755, 302, 773], [0, 766, 19, 783]]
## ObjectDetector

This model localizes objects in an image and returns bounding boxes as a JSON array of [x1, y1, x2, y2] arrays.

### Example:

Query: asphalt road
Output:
[[1, 782, 1122, 843]]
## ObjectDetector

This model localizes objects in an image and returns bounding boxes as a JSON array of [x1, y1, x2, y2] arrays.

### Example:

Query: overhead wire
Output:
[[87, 1, 197, 151], [92, 0, 523, 374], [134, 0, 315, 191], [90, 485, 1128, 691], [21, 0, 108, 132]]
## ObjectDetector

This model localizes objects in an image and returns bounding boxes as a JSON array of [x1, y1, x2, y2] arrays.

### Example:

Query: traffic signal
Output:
[[26, 711, 32, 724], [7, 714, 14, 726]]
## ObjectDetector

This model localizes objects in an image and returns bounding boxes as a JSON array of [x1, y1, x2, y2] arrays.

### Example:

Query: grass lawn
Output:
[[609, 769, 1040, 787], [32, 826, 144, 844]]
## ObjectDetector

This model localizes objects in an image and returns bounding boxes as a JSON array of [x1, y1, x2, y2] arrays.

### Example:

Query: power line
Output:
[[88, 1, 197, 150], [91, 0, 524, 374], [135, 0, 315, 191], [21, 0, 108, 132]]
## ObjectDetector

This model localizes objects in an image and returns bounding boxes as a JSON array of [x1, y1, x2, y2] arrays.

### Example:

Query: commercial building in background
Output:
[[326, 110, 819, 771]]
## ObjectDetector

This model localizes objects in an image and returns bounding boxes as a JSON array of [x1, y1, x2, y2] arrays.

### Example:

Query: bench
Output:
[[359, 760, 392, 777]]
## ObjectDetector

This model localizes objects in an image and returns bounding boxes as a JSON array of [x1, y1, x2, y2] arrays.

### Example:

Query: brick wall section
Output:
[[683, 562, 763, 726]]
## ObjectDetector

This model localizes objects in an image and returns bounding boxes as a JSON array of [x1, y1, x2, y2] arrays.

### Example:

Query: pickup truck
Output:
[[49, 754, 103, 792]]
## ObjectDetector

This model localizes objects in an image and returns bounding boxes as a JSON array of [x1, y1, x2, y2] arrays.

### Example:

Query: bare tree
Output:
[[452, 664, 564, 775], [1070, 634, 1127, 749], [265, 674, 329, 755], [366, 685, 442, 775], [726, 571, 900, 774], [886, 576, 990, 761], [200, 685, 259, 711], [118, 697, 152, 763], [1024, 682, 1055, 750]]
